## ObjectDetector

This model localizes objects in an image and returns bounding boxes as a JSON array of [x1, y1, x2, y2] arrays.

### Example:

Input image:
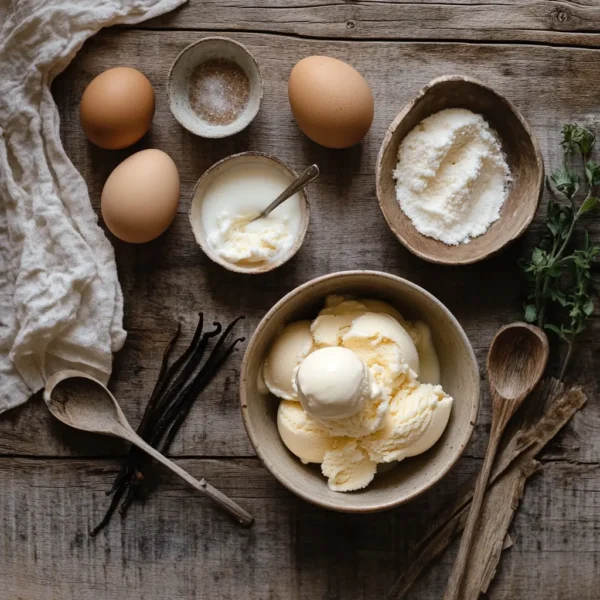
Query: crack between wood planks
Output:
[[0, 454, 598, 465], [114, 26, 600, 51]]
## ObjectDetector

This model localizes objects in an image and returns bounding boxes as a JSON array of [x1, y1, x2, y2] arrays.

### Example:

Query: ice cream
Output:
[[277, 400, 337, 464], [321, 439, 377, 492], [363, 382, 452, 463], [264, 294, 453, 492], [263, 321, 314, 400], [295, 347, 379, 419], [342, 312, 419, 393]]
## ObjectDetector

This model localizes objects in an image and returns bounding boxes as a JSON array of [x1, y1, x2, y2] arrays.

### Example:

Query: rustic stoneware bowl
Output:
[[168, 36, 263, 138], [189, 151, 310, 274], [376, 75, 544, 265], [240, 271, 480, 512]]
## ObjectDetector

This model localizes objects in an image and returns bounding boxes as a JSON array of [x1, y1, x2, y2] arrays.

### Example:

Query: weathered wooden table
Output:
[[2, 2, 599, 598]]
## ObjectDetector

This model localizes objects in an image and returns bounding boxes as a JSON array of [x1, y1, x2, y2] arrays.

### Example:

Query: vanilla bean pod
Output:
[[117, 322, 227, 515], [120, 319, 245, 514], [107, 323, 184, 497], [154, 316, 244, 444], [159, 333, 245, 454], [91, 314, 245, 535]]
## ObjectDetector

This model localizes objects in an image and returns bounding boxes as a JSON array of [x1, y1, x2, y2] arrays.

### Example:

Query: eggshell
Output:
[[80, 67, 155, 150], [101, 149, 180, 243], [288, 56, 374, 149]]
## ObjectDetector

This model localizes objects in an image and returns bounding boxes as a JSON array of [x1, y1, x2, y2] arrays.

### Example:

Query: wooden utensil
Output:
[[250, 164, 319, 222], [44, 370, 254, 528], [376, 75, 544, 265], [444, 322, 549, 599]]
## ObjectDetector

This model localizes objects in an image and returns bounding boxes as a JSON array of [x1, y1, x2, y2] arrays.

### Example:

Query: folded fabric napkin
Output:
[[0, 0, 185, 414]]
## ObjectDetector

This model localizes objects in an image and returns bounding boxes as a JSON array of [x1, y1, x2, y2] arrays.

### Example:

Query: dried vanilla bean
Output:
[[91, 314, 245, 536]]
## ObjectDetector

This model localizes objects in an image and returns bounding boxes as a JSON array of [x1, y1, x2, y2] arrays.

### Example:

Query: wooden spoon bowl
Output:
[[376, 75, 544, 265]]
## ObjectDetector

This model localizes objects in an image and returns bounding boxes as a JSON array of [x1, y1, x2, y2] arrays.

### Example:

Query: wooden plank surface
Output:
[[1, 457, 599, 599], [137, 1, 600, 48], [1, 7, 599, 600], [4, 29, 599, 462]]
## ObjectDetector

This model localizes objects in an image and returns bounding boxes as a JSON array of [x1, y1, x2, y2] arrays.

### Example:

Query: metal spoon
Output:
[[250, 164, 319, 222], [44, 370, 254, 528], [444, 322, 549, 600]]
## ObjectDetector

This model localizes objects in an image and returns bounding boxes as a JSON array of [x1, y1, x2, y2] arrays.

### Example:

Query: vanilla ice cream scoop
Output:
[[295, 347, 378, 420], [342, 312, 419, 396], [277, 400, 336, 463], [363, 382, 452, 463], [263, 321, 314, 400]]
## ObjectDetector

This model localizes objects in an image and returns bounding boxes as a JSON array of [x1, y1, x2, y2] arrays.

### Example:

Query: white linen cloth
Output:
[[0, 0, 185, 414]]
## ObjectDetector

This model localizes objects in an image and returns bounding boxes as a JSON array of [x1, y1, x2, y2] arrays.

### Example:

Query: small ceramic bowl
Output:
[[376, 75, 544, 265], [168, 36, 263, 138], [240, 271, 480, 512], [189, 152, 310, 274]]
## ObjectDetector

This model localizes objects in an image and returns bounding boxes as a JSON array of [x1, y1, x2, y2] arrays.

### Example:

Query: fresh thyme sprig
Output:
[[520, 123, 599, 377]]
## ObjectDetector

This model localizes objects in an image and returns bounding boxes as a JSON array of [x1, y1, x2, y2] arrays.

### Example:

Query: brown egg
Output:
[[288, 56, 374, 149], [101, 149, 180, 243], [80, 67, 155, 150]]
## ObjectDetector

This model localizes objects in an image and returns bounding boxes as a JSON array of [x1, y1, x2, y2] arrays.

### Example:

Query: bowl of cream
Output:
[[189, 152, 310, 273]]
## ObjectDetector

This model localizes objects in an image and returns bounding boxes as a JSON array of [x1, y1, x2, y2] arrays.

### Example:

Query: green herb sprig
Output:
[[521, 123, 599, 378]]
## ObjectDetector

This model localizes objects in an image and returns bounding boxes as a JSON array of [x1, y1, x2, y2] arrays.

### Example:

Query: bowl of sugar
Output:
[[168, 37, 263, 138], [376, 75, 544, 265]]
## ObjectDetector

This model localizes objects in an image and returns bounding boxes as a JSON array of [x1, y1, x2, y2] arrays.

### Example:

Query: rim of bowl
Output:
[[167, 36, 264, 139], [188, 151, 311, 274], [375, 74, 544, 266], [239, 270, 480, 512]]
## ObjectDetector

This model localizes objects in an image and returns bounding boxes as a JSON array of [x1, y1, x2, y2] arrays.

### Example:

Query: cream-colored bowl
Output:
[[189, 152, 310, 274], [168, 36, 263, 138], [240, 271, 480, 512]]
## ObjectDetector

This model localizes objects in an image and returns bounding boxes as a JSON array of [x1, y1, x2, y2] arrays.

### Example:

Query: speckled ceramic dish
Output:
[[189, 151, 310, 274], [168, 36, 263, 138], [240, 271, 480, 512]]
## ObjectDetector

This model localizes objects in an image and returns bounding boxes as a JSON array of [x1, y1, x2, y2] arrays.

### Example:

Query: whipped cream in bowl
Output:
[[189, 152, 310, 273]]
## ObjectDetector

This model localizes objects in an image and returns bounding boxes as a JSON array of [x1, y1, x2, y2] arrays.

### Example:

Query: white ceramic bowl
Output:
[[240, 271, 480, 512], [189, 152, 310, 274], [168, 36, 263, 138]]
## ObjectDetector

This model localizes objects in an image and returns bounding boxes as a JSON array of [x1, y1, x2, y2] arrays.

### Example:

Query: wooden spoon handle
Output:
[[444, 426, 503, 600], [126, 431, 254, 528]]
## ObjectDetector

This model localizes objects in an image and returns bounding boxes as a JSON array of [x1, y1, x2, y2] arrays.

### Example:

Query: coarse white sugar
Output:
[[393, 108, 511, 246]]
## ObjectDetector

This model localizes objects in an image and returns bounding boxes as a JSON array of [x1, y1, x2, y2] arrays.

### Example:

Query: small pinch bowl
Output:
[[240, 271, 480, 512], [168, 36, 263, 138], [189, 152, 310, 274], [376, 75, 544, 265]]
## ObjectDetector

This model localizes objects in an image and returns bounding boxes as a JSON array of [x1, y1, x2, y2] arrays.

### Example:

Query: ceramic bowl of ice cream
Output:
[[240, 270, 480, 512], [376, 75, 544, 266], [189, 152, 310, 274]]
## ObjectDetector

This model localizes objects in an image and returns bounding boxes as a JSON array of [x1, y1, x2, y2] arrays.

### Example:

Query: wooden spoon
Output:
[[44, 370, 254, 528], [444, 322, 549, 600]]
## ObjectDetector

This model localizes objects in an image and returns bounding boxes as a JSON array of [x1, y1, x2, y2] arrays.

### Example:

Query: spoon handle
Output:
[[257, 164, 319, 220], [443, 422, 504, 600], [125, 430, 254, 527]]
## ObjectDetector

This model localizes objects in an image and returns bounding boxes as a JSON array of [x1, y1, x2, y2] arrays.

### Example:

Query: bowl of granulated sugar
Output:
[[168, 37, 263, 138], [376, 75, 543, 265]]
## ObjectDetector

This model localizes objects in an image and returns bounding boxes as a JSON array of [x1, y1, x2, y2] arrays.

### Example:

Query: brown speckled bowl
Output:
[[240, 271, 480, 512], [376, 75, 544, 265]]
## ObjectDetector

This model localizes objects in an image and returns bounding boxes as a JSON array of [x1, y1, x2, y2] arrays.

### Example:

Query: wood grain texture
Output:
[[0, 456, 599, 600], [136, 1, 600, 48], [1, 18, 599, 600], [4, 29, 598, 462]]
